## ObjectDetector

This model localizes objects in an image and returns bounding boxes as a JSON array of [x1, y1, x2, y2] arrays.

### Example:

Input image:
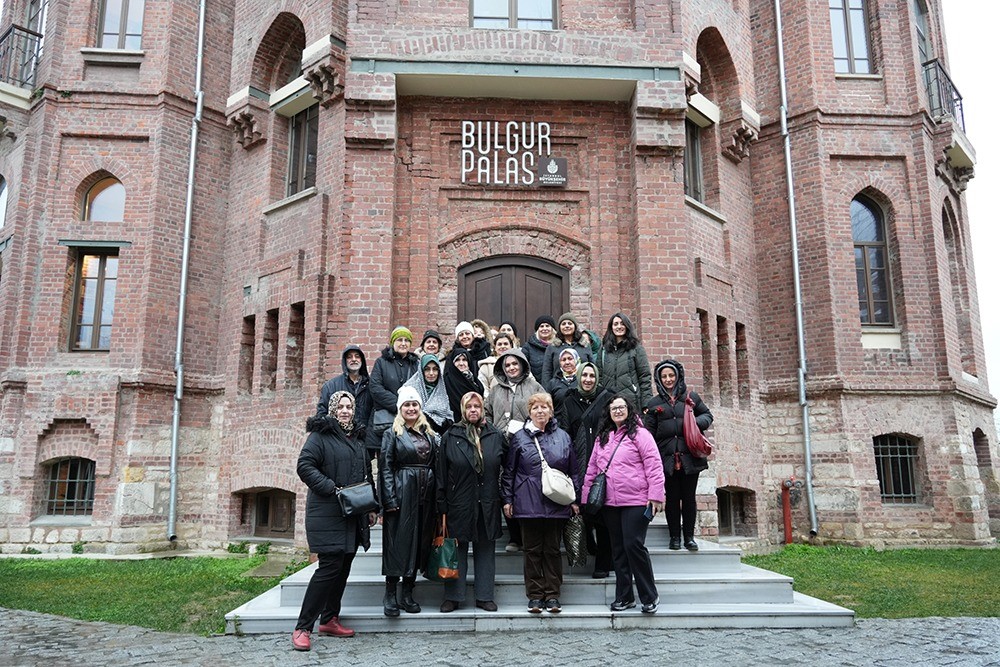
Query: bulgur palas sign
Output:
[[460, 121, 567, 187]]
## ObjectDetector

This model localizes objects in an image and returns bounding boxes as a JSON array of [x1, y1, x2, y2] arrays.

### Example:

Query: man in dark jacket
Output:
[[316, 345, 372, 431]]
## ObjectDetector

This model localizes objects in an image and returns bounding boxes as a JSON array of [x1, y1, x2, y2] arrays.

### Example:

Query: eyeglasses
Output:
[[610, 405, 628, 412]]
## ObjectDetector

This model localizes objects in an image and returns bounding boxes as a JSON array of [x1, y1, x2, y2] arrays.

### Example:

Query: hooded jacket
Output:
[[316, 345, 372, 428], [596, 313, 652, 410], [484, 348, 545, 438], [297, 415, 373, 554], [642, 359, 713, 476]]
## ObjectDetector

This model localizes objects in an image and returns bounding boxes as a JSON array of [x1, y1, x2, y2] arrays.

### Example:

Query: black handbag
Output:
[[336, 481, 379, 517], [585, 439, 624, 515]]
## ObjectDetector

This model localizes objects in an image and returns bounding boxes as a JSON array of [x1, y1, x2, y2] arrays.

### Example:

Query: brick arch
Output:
[[437, 227, 592, 329], [224, 427, 304, 494], [229, 473, 300, 496], [251, 12, 307, 92], [68, 164, 135, 217], [35, 418, 101, 470], [695, 27, 742, 119]]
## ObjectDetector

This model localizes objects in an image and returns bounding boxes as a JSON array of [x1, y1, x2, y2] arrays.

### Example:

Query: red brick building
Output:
[[0, 0, 995, 553]]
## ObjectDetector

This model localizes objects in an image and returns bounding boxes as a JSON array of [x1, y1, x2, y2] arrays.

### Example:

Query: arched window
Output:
[[45, 457, 96, 516], [83, 177, 126, 222], [0, 176, 8, 229], [852, 195, 893, 326]]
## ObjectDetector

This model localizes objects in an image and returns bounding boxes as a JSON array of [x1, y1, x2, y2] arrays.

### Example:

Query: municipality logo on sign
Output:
[[537, 158, 567, 187]]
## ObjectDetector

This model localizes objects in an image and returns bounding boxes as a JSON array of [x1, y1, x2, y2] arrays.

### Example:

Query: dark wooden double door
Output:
[[458, 256, 569, 342]]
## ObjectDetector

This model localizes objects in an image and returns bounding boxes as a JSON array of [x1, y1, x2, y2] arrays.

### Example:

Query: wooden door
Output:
[[458, 256, 569, 340]]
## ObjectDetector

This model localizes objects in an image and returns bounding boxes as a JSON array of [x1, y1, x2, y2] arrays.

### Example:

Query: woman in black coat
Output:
[[443, 348, 485, 421], [436, 392, 505, 613], [292, 391, 377, 651], [366, 326, 420, 456], [642, 359, 713, 551], [380, 386, 439, 617]]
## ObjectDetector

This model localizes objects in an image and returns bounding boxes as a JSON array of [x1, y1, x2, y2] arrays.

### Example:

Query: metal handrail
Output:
[[922, 58, 965, 132], [0, 24, 43, 89]]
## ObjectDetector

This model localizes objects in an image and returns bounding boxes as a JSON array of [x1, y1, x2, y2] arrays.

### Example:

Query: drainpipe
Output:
[[773, 0, 819, 536], [168, 0, 208, 542]]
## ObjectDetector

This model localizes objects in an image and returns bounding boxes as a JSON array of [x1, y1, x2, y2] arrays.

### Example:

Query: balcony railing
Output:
[[923, 58, 965, 132], [0, 24, 43, 89]]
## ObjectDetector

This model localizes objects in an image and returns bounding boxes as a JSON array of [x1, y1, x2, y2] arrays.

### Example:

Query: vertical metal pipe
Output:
[[773, 0, 819, 536], [168, 0, 208, 542]]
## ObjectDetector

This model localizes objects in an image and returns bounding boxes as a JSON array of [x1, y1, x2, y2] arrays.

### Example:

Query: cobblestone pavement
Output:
[[1, 608, 998, 667]]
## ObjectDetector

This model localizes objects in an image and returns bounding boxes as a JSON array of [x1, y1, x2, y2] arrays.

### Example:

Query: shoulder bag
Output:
[[532, 435, 576, 506], [683, 393, 714, 458], [584, 437, 624, 515], [336, 481, 380, 517]]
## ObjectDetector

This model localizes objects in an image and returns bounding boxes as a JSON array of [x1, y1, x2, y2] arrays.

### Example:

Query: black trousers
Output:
[[295, 550, 357, 631], [665, 470, 701, 540], [603, 505, 657, 606], [585, 514, 613, 573]]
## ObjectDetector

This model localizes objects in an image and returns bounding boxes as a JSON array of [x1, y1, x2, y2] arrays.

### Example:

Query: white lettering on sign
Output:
[[460, 121, 551, 186]]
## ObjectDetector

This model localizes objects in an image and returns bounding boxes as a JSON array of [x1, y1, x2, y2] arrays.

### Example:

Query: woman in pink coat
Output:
[[582, 395, 665, 614]]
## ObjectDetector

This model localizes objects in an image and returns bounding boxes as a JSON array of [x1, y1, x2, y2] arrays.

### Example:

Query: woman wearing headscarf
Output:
[[292, 391, 376, 650], [366, 326, 420, 457], [583, 395, 665, 614], [444, 348, 485, 422], [557, 361, 614, 578], [380, 386, 439, 616], [540, 313, 594, 387], [435, 392, 505, 613], [485, 348, 544, 552], [546, 346, 580, 413], [478, 332, 515, 400], [597, 313, 652, 411], [502, 392, 580, 614], [401, 354, 453, 433], [643, 359, 713, 551]]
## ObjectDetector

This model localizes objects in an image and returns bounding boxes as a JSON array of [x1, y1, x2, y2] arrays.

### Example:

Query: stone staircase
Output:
[[226, 522, 853, 633]]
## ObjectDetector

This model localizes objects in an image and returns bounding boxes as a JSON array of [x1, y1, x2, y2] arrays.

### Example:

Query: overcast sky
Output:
[[942, 2, 999, 419]]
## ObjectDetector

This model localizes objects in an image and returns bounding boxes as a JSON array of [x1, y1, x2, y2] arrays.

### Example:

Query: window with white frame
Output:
[[472, 0, 556, 29]]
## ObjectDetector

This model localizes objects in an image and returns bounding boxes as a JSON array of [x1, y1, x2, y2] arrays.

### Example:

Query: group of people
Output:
[[291, 313, 714, 650]]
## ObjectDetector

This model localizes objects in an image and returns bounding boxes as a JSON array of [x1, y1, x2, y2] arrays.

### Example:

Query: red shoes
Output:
[[318, 617, 356, 638], [291, 629, 311, 651]]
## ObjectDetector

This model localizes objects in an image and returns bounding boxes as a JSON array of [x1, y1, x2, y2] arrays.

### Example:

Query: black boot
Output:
[[399, 580, 421, 614], [684, 537, 698, 551], [668, 536, 682, 550], [383, 581, 400, 617]]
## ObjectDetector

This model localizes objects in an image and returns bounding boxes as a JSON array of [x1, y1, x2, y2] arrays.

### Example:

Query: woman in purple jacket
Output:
[[583, 395, 665, 614], [502, 392, 580, 614]]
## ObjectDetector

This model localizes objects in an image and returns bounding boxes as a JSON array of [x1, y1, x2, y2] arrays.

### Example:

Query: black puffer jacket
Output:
[[436, 421, 506, 542], [296, 416, 373, 554], [557, 363, 614, 478], [642, 359, 713, 477], [316, 345, 372, 429], [365, 347, 419, 451], [521, 334, 550, 381]]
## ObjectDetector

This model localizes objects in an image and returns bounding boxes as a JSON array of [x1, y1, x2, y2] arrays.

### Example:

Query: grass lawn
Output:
[[0, 556, 283, 635], [745, 544, 1000, 618]]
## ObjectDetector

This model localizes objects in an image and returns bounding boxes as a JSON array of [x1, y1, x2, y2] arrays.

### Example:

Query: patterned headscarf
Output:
[[328, 390, 356, 433]]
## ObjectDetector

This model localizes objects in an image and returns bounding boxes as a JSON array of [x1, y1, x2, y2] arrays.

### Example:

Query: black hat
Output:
[[534, 315, 556, 331], [500, 320, 519, 338], [421, 329, 443, 346]]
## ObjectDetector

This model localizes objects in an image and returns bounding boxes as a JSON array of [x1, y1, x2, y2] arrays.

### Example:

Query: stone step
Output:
[[277, 563, 794, 607], [226, 591, 854, 634]]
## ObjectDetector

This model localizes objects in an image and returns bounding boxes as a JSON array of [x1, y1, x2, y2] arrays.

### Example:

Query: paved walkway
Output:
[[1, 608, 998, 666]]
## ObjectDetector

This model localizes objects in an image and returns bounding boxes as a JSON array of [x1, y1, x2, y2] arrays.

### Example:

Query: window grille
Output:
[[45, 458, 96, 516], [873, 435, 919, 503]]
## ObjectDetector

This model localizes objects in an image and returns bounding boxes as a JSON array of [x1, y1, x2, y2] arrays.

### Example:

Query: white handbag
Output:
[[532, 436, 576, 506]]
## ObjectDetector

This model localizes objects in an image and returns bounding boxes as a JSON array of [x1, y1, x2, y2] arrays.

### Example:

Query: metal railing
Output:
[[923, 58, 965, 132], [0, 24, 43, 89]]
